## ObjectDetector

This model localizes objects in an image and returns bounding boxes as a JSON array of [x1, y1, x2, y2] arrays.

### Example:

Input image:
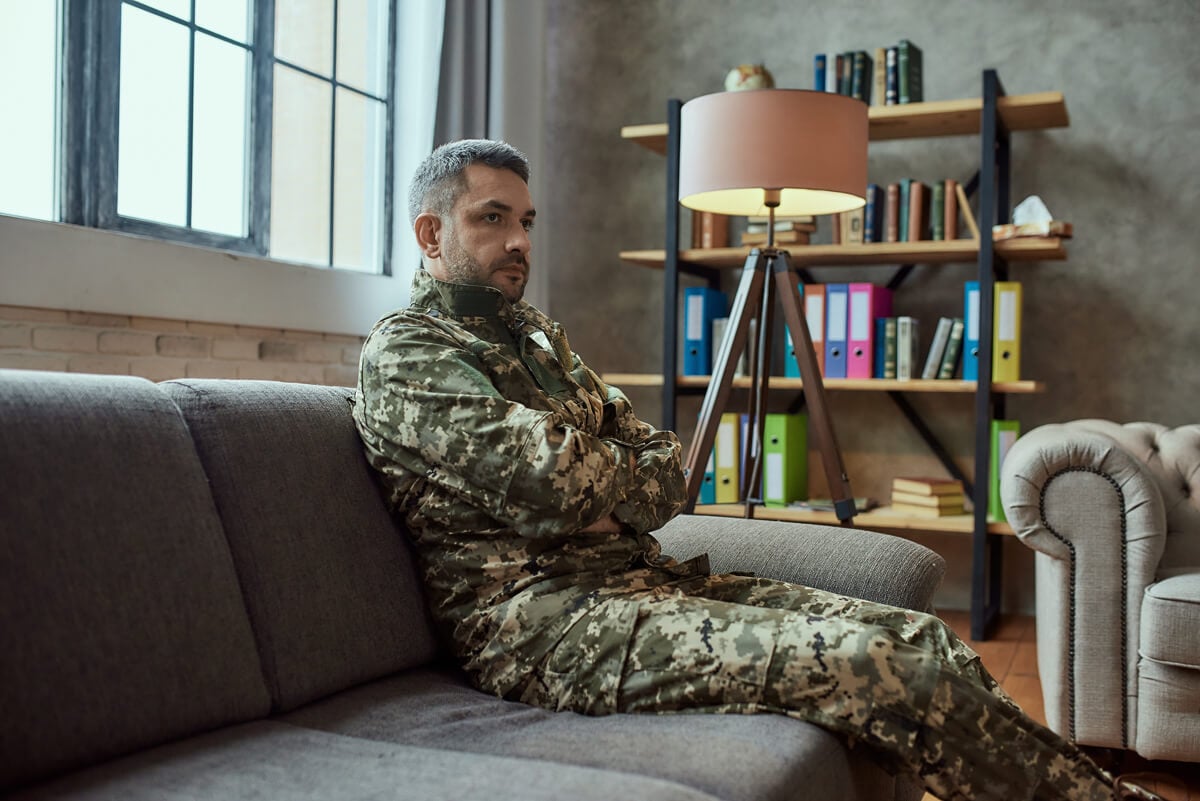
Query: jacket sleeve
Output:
[[356, 319, 646, 538], [582, 359, 688, 533]]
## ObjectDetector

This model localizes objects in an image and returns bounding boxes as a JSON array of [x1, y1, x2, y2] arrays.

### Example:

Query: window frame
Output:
[[59, 0, 396, 276]]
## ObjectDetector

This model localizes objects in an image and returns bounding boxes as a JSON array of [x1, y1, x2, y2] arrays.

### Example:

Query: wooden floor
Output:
[[922, 611, 1200, 801]]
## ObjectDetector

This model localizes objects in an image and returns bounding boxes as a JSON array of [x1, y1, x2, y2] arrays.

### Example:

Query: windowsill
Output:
[[0, 213, 412, 336]]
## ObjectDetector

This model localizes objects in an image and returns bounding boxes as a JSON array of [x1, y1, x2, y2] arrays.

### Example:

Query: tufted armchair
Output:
[[1000, 420, 1200, 761]]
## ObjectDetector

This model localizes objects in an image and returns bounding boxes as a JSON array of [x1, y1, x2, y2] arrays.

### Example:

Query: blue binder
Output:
[[683, 287, 727, 376], [963, 281, 980, 381], [823, 283, 849, 379], [699, 450, 716, 504]]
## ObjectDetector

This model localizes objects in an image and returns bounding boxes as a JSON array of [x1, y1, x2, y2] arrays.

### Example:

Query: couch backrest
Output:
[[0, 371, 271, 792], [162, 379, 439, 712], [1069, 420, 1200, 570]]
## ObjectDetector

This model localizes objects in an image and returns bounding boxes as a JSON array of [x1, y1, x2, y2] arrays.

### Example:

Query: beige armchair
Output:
[[1001, 420, 1200, 762]]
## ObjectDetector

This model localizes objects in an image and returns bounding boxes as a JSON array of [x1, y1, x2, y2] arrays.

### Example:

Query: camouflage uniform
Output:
[[354, 269, 1116, 801]]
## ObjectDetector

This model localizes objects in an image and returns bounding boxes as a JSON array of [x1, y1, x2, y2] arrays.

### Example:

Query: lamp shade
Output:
[[678, 89, 868, 217]]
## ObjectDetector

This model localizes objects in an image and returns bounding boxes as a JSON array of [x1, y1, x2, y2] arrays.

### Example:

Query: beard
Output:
[[442, 231, 528, 304]]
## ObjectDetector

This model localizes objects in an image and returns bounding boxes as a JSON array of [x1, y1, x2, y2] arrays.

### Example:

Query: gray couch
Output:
[[1001, 419, 1200, 762], [0, 370, 945, 800]]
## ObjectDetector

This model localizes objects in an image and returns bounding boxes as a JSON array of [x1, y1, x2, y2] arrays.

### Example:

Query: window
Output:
[[2, 0, 395, 275]]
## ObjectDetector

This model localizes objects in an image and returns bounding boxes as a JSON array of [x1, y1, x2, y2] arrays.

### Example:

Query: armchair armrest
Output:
[[1000, 421, 1168, 748], [654, 514, 945, 612]]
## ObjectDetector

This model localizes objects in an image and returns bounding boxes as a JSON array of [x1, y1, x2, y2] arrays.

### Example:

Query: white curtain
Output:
[[391, 0, 447, 301]]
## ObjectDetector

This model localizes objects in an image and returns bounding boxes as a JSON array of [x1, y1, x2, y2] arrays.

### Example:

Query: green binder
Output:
[[989, 419, 1021, 522], [762, 413, 808, 507]]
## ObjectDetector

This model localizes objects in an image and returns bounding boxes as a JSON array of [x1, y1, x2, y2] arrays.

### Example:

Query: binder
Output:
[[962, 281, 980, 381], [823, 283, 849, 378], [713, 413, 740, 503], [699, 450, 716, 505], [762, 413, 808, 507], [989, 419, 1021, 522], [683, 287, 727, 376], [992, 281, 1022, 382], [784, 283, 804, 378], [847, 283, 893, 379]]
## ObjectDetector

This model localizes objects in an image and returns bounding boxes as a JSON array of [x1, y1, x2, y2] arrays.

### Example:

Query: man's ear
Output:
[[414, 213, 443, 258]]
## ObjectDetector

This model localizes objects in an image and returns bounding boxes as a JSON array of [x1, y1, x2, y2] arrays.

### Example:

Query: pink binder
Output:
[[847, 283, 893, 379]]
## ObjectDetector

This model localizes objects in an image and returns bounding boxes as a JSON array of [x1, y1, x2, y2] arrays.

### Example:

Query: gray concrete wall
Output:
[[538, 0, 1200, 612]]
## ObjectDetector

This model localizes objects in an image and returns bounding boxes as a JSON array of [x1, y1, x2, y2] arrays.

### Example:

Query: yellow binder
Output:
[[713, 412, 740, 503], [992, 281, 1022, 382]]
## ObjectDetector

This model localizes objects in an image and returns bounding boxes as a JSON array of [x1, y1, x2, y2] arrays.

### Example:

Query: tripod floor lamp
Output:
[[677, 89, 868, 523]]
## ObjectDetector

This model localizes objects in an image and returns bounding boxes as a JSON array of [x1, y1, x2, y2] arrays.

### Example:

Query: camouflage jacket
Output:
[[353, 269, 704, 698]]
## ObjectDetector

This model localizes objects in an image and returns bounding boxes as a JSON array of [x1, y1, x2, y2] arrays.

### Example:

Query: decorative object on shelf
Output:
[[677, 89, 868, 523], [992, 195, 1073, 240], [724, 63, 775, 92]]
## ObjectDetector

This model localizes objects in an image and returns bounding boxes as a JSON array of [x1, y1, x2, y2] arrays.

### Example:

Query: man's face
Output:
[[435, 164, 535, 304]]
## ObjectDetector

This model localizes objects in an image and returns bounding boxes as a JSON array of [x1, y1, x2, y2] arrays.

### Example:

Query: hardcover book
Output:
[[892, 476, 964, 496]]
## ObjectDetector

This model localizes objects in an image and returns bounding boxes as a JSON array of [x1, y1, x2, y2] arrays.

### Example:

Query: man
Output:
[[353, 139, 1163, 801]]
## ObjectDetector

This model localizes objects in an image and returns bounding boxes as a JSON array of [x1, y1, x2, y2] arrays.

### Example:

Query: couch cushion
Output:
[[161, 379, 439, 712], [0, 370, 270, 792], [7, 721, 720, 801], [1140, 572, 1200, 667], [281, 667, 901, 801]]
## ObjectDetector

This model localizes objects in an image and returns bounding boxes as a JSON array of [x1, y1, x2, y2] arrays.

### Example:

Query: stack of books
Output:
[[741, 216, 816, 247], [890, 476, 967, 517]]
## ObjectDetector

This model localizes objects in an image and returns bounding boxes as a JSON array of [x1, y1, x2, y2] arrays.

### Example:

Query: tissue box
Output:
[[991, 220, 1073, 240]]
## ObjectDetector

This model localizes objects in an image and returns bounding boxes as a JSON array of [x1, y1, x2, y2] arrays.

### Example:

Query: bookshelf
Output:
[[611, 72, 1069, 640]]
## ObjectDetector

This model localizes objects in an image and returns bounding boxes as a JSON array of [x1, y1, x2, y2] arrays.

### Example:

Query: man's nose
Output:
[[509, 225, 532, 254]]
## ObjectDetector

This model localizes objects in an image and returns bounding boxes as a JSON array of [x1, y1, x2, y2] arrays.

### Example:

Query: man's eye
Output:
[[484, 213, 501, 223], [522, 219, 535, 232]]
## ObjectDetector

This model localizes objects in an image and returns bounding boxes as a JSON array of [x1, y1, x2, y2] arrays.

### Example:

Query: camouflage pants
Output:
[[522, 574, 1114, 801]]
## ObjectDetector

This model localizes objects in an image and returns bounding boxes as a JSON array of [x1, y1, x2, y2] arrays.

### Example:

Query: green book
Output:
[[882, 317, 898, 379], [937, 317, 965, 379], [897, 178, 912, 243], [762, 413, 808, 507], [989, 419, 1021, 522], [898, 39, 923, 104], [931, 181, 946, 241]]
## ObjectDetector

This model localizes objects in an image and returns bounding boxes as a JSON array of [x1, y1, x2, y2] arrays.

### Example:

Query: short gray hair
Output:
[[408, 139, 530, 224]]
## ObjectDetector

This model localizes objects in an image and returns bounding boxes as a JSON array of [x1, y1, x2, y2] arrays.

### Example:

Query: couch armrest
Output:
[[654, 514, 945, 612], [1000, 422, 1168, 749]]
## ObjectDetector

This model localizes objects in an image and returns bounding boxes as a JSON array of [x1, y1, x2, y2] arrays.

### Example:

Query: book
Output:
[[884, 46, 898, 105], [931, 181, 946, 241], [840, 51, 853, 95], [850, 50, 872, 104], [891, 490, 965, 508], [907, 180, 928, 242], [921, 316, 953, 379], [826, 52, 842, 94], [881, 317, 897, 379], [944, 179, 959, 240], [745, 218, 817, 233], [839, 207, 864, 244], [863, 183, 883, 243], [790, 497, 879, 513], [891, 502, 966, 518], [741, 230, 812, 246], [698, 212, 729, 248], [892, 476, 964, 496], [991, 220, 1073, 240], [936, 317, 965, 379], [814, 53, 826, 91], [897, 178, 912, 242], [872, 47, 886, 106], [896, 316, 919, 379], [897, 39, 923, 104], [885, 183, 900, 243]]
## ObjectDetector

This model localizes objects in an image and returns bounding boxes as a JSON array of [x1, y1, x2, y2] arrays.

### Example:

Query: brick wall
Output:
[[0, 304, 364, 386]]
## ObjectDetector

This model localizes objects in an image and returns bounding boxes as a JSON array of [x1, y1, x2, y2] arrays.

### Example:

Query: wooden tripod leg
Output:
[[771, 252, 857, 523], [741, 257, 775, 517], [684, 250, 767, 510]]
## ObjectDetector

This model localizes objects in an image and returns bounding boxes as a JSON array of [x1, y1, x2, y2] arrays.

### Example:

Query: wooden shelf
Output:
[[693, 503, 1015, 535], [602, 373, 1045, 394], [620, 91, 1069, 154], [619, 237, 1068, 271]]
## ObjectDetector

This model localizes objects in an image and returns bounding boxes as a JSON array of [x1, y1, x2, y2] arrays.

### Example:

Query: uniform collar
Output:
[[410, 268, 526, 327]]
